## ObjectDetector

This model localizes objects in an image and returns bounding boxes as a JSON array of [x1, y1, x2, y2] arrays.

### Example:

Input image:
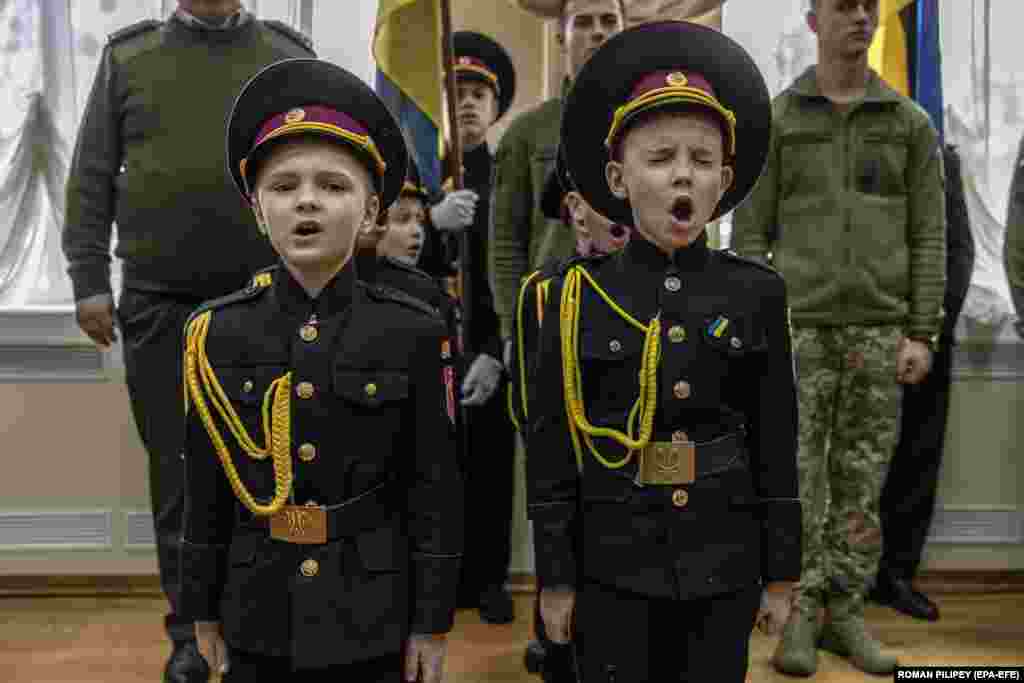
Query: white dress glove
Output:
[[461, 353, 503, 406], [429, 189, 479, 232]]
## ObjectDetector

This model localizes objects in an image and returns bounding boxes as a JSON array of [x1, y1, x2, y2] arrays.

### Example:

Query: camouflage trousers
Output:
[[791, 325, 903, 612]]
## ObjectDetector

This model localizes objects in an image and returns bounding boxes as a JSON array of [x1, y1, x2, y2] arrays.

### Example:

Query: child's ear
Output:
[[363, 193, 382, 232]]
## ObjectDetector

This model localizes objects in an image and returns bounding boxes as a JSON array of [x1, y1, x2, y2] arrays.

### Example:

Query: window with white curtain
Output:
[[0, 1, 1018, 340], [726, 0, 1022, 340], [0, 0, 373, 313]]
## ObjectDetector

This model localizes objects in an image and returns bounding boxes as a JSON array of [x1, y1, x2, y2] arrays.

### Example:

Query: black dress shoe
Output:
[[524, 640, 548, 674], [870, 576, 940, 621], [478, 584, 515, 624], [163, 640, 210, 683]]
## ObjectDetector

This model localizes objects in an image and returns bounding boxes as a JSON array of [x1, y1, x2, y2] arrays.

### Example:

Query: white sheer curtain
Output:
[[725, 0, 1020, 340], [1, 1, 1018, 336], [0, 0, 374, 309]]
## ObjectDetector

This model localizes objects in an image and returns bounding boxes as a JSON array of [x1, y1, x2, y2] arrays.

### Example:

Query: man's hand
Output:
[[896, 338, 933, 385], [75, 293, 117, 349], [755, 581, 794, 636], [539, 586, 576, 644], [430, 190, 479, 232], [461, 353, 503, 407], [195, 620, 227, 675], [404, 633, 447, 683]]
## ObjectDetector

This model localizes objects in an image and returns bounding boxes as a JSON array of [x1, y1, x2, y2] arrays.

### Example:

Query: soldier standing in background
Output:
[[62, 3, 313, 680], [732, 0, 946, 675], [872, 144, 974, 622]]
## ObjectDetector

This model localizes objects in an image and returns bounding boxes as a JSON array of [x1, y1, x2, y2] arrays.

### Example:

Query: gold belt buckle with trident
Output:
[[269, 503, 327, 544], [635, 432, 696, 486]]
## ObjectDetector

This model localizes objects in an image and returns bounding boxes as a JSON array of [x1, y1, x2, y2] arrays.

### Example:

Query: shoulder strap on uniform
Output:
[[719, 249, 783, 278], [382, 256, 433, 282], [185, 267, 275, 329], [361, 281, 440, 319], [262, 20, 314, 53], [108, 19, 161, 45]]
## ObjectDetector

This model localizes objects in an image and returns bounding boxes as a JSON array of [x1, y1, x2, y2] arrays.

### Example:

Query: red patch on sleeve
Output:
[[443, 365, 456, 424]]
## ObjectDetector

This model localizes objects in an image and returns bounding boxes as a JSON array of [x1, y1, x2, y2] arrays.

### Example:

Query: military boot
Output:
[[772, 604, 821, 677], [819, 595, 898, 675]]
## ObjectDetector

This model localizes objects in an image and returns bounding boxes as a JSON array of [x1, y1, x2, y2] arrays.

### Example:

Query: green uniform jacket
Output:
[[732, 67, 946, 340], [489, 83, 577, 341], [1005, 135, 1024, 321], [63, 16, 314, 302]]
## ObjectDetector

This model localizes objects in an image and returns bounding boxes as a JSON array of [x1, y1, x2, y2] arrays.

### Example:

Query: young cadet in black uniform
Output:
[[430, 31, 521, 624], [510, 152, 630, 682], [366, 159, 464, 435], [178, 59, 462, 682], [527, 22, 802, 681]]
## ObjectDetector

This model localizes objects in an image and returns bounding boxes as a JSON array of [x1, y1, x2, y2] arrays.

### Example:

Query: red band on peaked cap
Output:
[[240, 104, 387, 194], [606, 69, 737, 155]]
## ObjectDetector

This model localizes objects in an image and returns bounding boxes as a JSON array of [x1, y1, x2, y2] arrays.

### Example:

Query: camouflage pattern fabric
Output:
[[790, 324, 903, 613]]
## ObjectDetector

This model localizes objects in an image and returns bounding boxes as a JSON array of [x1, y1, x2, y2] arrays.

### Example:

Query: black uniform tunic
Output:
[[178, 261, 463, 670], [528, 233, 801, 679]]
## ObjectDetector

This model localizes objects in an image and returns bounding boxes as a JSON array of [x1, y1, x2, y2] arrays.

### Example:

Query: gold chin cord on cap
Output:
[[560, 264, 662, 473], [604, 85, 738, 155], [184, 311, 293, 516]]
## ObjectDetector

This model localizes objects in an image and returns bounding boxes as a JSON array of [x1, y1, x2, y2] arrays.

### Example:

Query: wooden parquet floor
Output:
[[0, 592, 1021, 682]]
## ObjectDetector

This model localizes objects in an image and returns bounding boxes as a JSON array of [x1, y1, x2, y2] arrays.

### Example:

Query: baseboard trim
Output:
[[508, 570, 1024, 596], [0, 574, 163, 597], [913, 570, 1024, 594], [2, 570, 1021, 598]]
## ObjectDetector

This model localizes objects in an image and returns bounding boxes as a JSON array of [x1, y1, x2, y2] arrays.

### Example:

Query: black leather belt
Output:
[[635, 431, 746, 486], [239, 481, 396, 543]]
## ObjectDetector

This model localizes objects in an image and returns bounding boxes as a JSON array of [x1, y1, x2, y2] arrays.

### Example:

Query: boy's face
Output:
[[377, 195, 427, 266], [455, 80, 498, 149], [606, 109, 733, 255], [565, 191, 629, 257], [253, 137, 379, 276]]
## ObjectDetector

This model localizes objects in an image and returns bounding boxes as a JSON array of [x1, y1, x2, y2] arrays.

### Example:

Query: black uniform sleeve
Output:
[[63, 45, 121, 301], [746, 275, 802, 583], [941, 145, 975, 341], [525, 276, 579, 588], [178, 391, 236, 622], [407, 317, 464, 634]]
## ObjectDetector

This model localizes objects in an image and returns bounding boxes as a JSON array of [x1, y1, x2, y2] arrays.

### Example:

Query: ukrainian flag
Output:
[[373, 0, 444, 194], [869, 0, 944, 141]]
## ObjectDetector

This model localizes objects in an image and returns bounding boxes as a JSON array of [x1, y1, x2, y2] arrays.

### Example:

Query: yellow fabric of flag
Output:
[[868, 0, 915, 97], [373, 0, 443, 128]]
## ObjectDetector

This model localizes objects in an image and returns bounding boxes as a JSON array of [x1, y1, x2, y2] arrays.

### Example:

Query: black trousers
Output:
[[573, 579, 761, 682], [117, 288, 207, 641], [879, 343, 954, 579], [223, 648, 402, 681], [458, 373, 516, 599]]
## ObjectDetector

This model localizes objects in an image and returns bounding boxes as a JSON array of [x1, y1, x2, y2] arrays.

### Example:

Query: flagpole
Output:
[[439, 0, 471, 353], [440, 0, 473, 462]]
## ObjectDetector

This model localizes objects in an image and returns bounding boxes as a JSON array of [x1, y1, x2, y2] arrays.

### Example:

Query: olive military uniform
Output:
[[61, 18, 314, 657], [527, 22, 801, 682]]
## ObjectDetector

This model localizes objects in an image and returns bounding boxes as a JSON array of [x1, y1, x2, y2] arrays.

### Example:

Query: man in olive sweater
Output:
[[732, 0, 945, 676], [62, 2, 313, 681]]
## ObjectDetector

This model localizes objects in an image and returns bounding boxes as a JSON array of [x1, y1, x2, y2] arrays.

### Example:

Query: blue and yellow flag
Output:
[[373, 0, 443, 194], [869, 0, 944, 141]]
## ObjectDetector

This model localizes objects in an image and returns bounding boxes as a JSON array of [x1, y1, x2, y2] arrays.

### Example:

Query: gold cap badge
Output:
[[285, 108, 306, 124], [666, 72, 688, 87]]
